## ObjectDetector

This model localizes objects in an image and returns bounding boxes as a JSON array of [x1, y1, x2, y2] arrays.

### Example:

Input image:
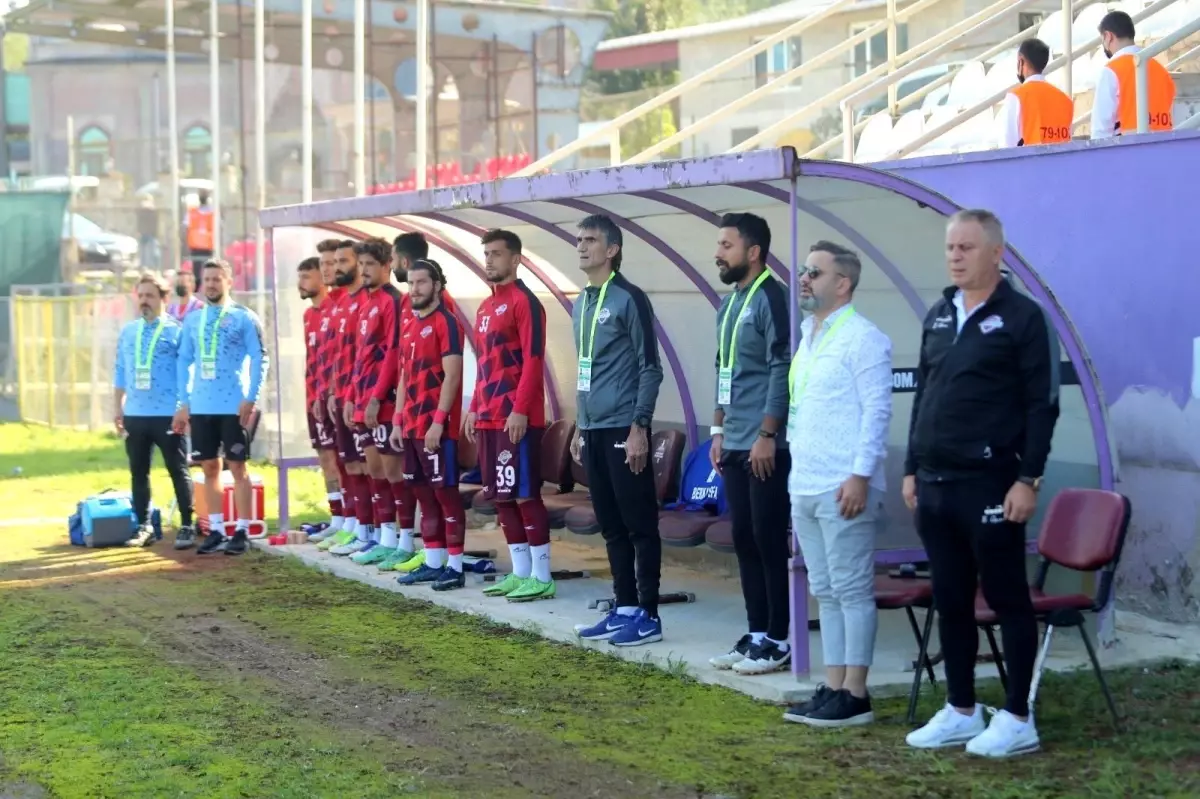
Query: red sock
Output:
[[354, 474, 375, 527], [412, 484, 445, 547], [337, 464, 355, 518], [495, 501, 527, 546], [391, 480, 416, 529], [329, 494, 344, 517], [434, 486, 467, 555], [517, 498, 551, 547], [372, 478, 396, 525]]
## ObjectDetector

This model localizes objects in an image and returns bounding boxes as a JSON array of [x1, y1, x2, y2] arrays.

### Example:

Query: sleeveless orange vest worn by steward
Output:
[[187, 206, 214, 252], [1106, 53, 1176, 133], [1009, 80, 1075, 145]]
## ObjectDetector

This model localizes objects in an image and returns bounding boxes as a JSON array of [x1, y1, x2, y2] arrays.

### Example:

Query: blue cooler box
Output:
[[80, 495, 136, 547]]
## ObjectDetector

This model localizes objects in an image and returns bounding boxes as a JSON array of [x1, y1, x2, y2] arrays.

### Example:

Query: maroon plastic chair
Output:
[[563, 429, 686, 535], [975, 488, 1131, 728], [470, 418, 574, 517], [457, 431, 482, 507]]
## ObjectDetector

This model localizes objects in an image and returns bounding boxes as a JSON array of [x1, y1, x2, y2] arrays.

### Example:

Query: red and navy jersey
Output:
[[303, 303, 323, 406], [396, 304, 465, 440], [333, 286, 369, 406], [314, 286, 343, 401], [397, 289, 465, 365], [469, 279, 546, 430], [351, 283, 403, 421]]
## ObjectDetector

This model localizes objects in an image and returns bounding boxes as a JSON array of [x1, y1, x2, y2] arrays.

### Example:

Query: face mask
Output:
[[174, 284, 189, 297], [1103, 47, 1112, 59]]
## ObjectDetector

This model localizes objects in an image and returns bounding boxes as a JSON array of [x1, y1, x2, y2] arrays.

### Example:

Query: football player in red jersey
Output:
[[390, 259, 468, 591], [298, 255, 346, 537], [323, 240, 377, 555], [341, 237, 409, 566], [465, 229, 555, 602]]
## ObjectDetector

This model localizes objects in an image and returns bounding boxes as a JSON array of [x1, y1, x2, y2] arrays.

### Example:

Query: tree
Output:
[[2, 32, 31, 73]]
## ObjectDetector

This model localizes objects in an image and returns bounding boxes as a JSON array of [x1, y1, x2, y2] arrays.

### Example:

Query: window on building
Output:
[[183, 125, 212, 178], [753, 37, 803, 89], [77, 125, 110, 177], [1018, 12, 1045, 32], [850, 23, 910, 78]]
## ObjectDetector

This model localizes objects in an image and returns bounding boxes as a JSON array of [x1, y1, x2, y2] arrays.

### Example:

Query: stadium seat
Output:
[[563, 428, 686, 535], [854, 111, 894, 163], [1036, 11, 1068, 55], [890, 110, 927, 158], [458, 432, 482, 507], [659, 437, 726, 548], [1072, 6, 1109, 50], [542, 449, 590, 529], [874, 574, 938, 724], [470, 418, 574, 517], [946, 60, 987, 110], [704, 518, 734, 554]]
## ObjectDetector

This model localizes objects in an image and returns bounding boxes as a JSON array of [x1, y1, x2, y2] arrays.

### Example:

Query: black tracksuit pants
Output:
[[721, 449, 792, 641], [582, 427, 661, 617], [124, 415, 195, 527], [916, 472, 1038, 717]]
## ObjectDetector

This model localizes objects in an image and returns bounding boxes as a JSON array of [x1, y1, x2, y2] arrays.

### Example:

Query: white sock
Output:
[[531, 544, 552, 582], [399, 529, 415, 552], [424, 547, 446, 570], [767, 636, 789, 652], [330, 515, 345, 530], [508, 543, 532, 579], [356, 523, 370, 543], [327, 491, 341, 502], [342, 517, 357, 534], [447, 552, 464, 572], [617, 606, 639, 616], [380, 523, 398, 548], [749, 632, 767, 645], [235, 519, 250, 534], [209, 513, 224, 534]]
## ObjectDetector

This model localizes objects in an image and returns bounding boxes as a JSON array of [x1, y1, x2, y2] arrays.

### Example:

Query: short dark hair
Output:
[[353, 237, 391, 266], [136, 271, 169, 298], [1099, 10, 1135, 40], [316, 238, 342, 254], [480, 228, 522, 254], [334, 239, 356, 253], [409, 258, 446, 289], [1017, 37, 1051, 74], [393, 232, 429, 262], [297, 256, 320, 272], [809, 240, 862, 291], [577, 214, 623, 271], [719, 212, 772, 264], [202, 258, 233, 278]]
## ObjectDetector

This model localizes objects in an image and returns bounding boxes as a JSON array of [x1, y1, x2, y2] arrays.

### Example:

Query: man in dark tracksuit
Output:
[[903, 209, 1059, 759], [569, 214, 666, 647]]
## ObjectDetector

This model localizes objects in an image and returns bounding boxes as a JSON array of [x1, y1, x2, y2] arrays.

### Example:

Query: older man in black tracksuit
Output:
[[903, 209, 1059, 759]]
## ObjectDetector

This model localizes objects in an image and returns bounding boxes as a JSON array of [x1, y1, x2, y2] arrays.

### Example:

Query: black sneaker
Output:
[[794, 689, 874, 728], [709, 634, 754, 670], [431, 566, 466, 591], [783, 685, 837, 723], [196, 530, 226, 555], [732, 640, 792, 675], [223, 530, 249, 556], [173, 525, 197, 551]]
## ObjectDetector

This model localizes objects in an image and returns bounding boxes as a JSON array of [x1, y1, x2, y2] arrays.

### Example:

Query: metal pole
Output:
[[0, 23, 10, 179], [886, 0, 898, 112], [254, 0, 267, 321], [167, 0, 181, 274], [353, 0, 366, 195], [415, 0, 429, 189], [66, 116, 77, 279], [237, 0, 251, 258], [1062, 0, 1073, 99], [1135, 54, 1150, 133], [301, 0, 314, 202], [431, 6, 440, 182], [530, 32, 539, 160], [210, 0, 222, 253]]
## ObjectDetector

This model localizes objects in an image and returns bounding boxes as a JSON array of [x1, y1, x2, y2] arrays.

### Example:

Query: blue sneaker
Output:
[[609, 609, 663, 647], [573, 610, 633, 641], [397, 564, 443, 585]]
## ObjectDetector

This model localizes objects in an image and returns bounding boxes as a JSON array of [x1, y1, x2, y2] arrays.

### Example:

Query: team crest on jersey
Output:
[[497, 450, 513, 465], [420, 325, 433, 338], [369, 306, 379, 318], [597, 307, 611, 324], [495, 303, 508, 315], [979, 314, 1004, 334]]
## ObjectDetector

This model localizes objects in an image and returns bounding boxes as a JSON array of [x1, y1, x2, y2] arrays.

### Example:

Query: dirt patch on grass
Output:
[[68, 579, 704, 799]]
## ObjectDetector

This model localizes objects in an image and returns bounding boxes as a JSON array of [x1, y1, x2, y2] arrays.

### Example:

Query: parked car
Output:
[[63, 212, 140, 270]]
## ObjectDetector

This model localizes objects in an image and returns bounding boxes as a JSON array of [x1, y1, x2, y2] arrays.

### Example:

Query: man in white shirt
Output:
[[781, 240, 893, 729], [1091, 10, 1176, 138]]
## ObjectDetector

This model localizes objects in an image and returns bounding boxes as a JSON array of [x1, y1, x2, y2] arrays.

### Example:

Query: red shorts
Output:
[[478, 427, 543, 501], [307, 412, 337, 451], [334, 409, 365, 463], [403, 437, 458, 488], [367, 421, 404, 456]]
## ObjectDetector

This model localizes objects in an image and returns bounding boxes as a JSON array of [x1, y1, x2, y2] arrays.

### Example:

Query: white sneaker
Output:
[[965, 709, 1040, 758], [709, 634, 753, 670], [731, 641, 791, 675], [905, 703, 987, 749], [330, 539, 368, 556]]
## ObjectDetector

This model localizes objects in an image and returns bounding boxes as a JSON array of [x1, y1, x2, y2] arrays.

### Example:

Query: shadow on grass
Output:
[[0, 446, 129, 480]]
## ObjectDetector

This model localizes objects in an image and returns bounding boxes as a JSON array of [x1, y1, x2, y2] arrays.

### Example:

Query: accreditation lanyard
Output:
[[134, 318, 166, 391], [198, 302, 230, 380], [576, 273, 614, 392], [788, 307, 856, 411], [717, 270, 771, 406]]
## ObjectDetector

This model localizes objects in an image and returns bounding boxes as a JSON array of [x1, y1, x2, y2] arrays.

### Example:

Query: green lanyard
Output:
[[789, 307, 856, 405], [577, 273, 614, 360], [198, 302, 230, 361], [719, 270, 771, 369], [135, 317, 166, 371]]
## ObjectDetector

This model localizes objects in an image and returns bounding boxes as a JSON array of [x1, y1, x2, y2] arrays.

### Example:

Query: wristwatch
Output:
[[633, 415, 650, 429], [757, 429, 776, 439], [1018, 476, 1043, 491]]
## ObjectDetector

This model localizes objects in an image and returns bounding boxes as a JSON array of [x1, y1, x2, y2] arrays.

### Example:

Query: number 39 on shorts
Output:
[[495, 460, 517, 490]]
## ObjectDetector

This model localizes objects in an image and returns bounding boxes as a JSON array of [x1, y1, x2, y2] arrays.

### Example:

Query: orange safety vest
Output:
[[1010, 80, 1075, 146], [187, 206, 214, 252], [1106, 52, 1176, 134]]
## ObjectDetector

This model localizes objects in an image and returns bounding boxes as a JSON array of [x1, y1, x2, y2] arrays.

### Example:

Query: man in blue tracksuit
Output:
[[114, 273, 195, 549], [175, 258, 269, 555]]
